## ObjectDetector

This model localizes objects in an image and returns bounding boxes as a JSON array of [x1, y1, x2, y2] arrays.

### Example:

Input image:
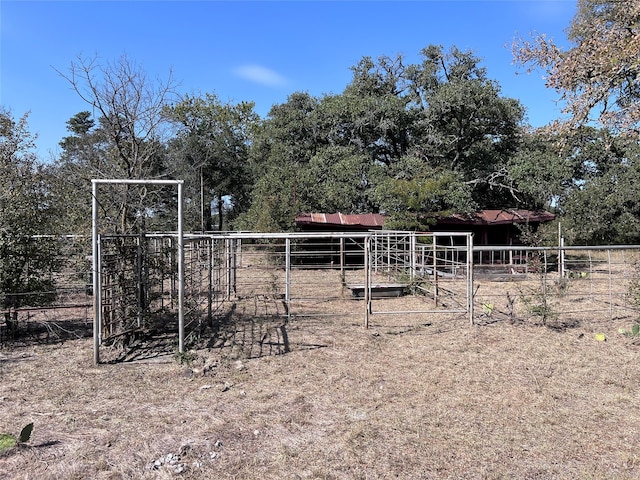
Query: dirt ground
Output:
[[2, 295, 640, 480]]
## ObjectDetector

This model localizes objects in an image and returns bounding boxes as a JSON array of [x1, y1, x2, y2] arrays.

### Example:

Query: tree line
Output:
[[2, 0, 640, 249]]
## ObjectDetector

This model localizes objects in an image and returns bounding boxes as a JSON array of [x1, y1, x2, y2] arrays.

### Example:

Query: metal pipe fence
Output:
[[88, 231, 474, 361], [3, 232, 639, 361], [472, 245, 640, 326]]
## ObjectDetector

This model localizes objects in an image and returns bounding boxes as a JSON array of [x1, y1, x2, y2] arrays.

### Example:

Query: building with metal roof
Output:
[[294, 213, 385, 231], [296, 209, 555, 245]]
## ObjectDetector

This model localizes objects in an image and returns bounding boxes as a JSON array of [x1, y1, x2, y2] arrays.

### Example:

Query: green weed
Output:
[[0, 423, 33, 455]]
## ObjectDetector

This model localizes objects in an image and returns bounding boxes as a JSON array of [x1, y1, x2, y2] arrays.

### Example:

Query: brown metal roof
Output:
[[441, 209, 555, 226], [296, 209, 554, 230], [296, 212, 385, 229]]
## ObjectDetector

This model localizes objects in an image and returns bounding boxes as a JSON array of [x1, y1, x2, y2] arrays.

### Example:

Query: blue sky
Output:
[[1, 1, 576, 159]]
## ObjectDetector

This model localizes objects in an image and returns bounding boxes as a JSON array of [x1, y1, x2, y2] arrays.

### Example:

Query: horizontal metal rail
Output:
[[474, 244, 640, 252]]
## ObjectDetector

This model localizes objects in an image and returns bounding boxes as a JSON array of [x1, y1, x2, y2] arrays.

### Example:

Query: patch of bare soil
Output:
[[2, 305, 640, 479]]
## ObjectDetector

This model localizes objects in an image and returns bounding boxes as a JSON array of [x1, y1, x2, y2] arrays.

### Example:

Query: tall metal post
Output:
[[468, 233, 474, 325], [285, 238, 291, 321], [208, 238, 213, 325], [225, 238, 232, 299], [560, 237, 566, 278], [432, 235, 439, 307], [340, 237, 345, 277], [92, 180, 100, 365], [177, 181, 185, 353], [410, 233, 416, 281], [232, 239, 237, 294], [136, 233, 143, 328], [364, 235, 371, 329]]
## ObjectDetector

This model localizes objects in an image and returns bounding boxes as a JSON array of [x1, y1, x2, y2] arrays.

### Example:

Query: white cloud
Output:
[[233, 64, 288, 87], [523, 0, 576, 21]]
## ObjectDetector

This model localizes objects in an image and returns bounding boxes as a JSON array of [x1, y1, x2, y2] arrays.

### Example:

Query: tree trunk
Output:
[[217, 194, 224, 232], [202, 195, 212, 232]]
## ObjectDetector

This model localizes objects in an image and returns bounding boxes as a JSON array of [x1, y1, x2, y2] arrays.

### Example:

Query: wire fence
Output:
[[2, 234, 639, 358], [473, 245, 640, 327], [0, 235, 93, 345]]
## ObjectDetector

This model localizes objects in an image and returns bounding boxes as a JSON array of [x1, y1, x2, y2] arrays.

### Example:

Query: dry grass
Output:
[[3, 289, 640, 480]]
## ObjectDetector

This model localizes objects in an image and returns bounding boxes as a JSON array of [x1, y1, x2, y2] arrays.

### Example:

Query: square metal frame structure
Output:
[[92, 179, 184, 364]]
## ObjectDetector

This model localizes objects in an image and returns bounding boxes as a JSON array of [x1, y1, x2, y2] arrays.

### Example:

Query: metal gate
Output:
[[364, 231, 474, 327]]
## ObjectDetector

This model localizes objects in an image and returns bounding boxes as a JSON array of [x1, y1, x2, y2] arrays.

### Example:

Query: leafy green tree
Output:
[[165, 93, 258, 231], [0, 109, 59, 333], [355, 46, 526, 229], [406, 46, 525, 207], [339, 55, 415, 166], [558, 130, 640, 244], [238, 92, 323, 231], [235, 165, 299, 233], [372, 156, 476, 230], [507, 130, 578, 210], [297, 146, 372, 213], [513, 1, 640, 244], [48, 111, 106, 235], [238, 46, 528, 232]]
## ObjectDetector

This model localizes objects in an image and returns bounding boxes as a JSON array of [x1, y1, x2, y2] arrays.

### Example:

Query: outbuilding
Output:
[[295, 209, 555, 246], [431, 209, 555, 246]]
